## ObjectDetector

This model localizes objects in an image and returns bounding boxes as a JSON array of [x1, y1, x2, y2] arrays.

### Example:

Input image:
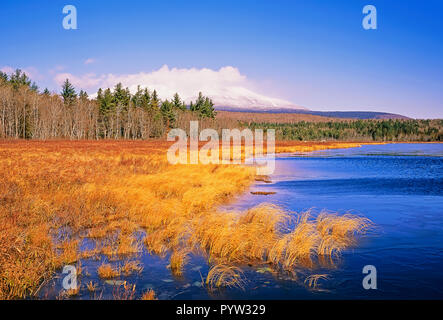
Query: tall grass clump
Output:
[[206, 265, 245, 290]]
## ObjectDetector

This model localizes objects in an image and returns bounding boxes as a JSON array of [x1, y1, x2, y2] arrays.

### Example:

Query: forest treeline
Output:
[[0, 69, 216, 139], [0, 69, 442, 141], [245, 119, 443, 141]]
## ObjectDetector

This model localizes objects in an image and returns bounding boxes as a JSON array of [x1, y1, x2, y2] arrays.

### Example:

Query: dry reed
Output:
[[141, 289, 157, 300], [97, 263, 120, 279], [206, 265, 245, 290]]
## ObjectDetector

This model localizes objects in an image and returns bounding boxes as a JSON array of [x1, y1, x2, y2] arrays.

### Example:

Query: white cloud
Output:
[[54, 72, 107, 90], [54, 65, 304, 110], [48, 65, 66, 75], [0, 66, 14, 74], [1, 66, 43, 80], [84, 58, 96, 65]]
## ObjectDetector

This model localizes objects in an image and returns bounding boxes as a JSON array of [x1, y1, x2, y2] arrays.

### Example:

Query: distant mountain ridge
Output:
[[215, 106, 410, 120]]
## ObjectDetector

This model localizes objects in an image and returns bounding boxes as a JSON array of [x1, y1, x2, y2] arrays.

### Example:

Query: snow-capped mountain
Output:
[[187, 86, 307, 111]]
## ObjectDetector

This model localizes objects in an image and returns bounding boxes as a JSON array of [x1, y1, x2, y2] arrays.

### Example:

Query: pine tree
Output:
[[160, 99, 175, 128], [97, 88, 115, 137], [132, 85, 143, 108], [61, 79, 77, 106], [43, 88, 50, 95], [172, 93, 186, 111], [194, 92, 205, 111], [113, 83, 130, 107], [30, 82, 38, 92], [100, 88, 115, 115], [190, 92, 216, 118], [0, 71, 8, 82], [79, 90, 89, 101], [151, 90, 160, 111], [96, 88, 104, 102], [10, 69, 31, 89], [142, 88, 151, 111], [201, 96, 216, 118]]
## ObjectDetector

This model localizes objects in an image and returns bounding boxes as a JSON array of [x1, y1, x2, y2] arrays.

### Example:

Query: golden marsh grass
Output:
[[97, 263, 120, 279], [206, 264, 245, 290], [141, 289, 157, 300], [0, 140, 373, 299]]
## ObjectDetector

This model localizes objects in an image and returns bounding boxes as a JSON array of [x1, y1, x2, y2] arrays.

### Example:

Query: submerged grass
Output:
[[141, 289, 157, 300], [304, 274, 329, 289], [0, 140, 373, 299], [121, 260, 143, 276], [169, 249, 189, 276], [206, 264, 246, 290], [97, 263, 120, 279]]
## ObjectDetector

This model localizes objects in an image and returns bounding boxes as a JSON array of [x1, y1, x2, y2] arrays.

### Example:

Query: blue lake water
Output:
[[224, 143, 443, 299], [40, 143, 443, 300]]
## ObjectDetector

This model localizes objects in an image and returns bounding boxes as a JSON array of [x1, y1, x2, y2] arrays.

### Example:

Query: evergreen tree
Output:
[[190, 92, 216, 118], [142, 88, 151, 111], [132, 85, 143, 108], [172, 93, 186, 111], [0, 71, 8, 82], [194, 92, 205, 111], [61, 78, 77, 106], [30, 82, 38, 92], [201, 96, 216, 118], [43, 88, 50, 95], [113, 83, 130, 107], [9, 69, 31, 89], [96, 88, 104, 102], [79, 90, 89, 101], [99, 88, 115, 115], [160, 99, 175, 127], [150, 90, 160, 111]]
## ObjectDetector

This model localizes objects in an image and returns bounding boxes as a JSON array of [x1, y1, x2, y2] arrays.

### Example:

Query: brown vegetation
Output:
[[97, 263, 120, 279], [141, 289, 157, 300], [86, 281, 98, 292], [250, 191, 276, 195], [206, 265, 245, 290], [304, 274, 329, 289], [216, 110, 343, 124], [0, 140, 372, 299]]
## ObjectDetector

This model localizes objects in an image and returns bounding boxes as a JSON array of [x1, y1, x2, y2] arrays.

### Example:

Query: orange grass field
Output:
[[0, 139, 375, 299]]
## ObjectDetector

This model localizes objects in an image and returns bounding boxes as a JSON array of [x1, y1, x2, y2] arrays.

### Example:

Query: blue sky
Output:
[[1, 0, 442, 118]]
